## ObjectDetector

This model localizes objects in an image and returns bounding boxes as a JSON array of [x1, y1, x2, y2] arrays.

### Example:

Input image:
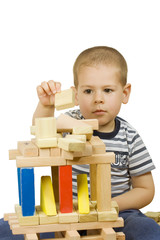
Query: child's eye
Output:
[[104, 88, 113, 93], [84, 89, 92, 94]]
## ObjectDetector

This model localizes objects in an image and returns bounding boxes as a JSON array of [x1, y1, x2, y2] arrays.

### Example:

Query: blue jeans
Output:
[[1, 210, 160, 239]]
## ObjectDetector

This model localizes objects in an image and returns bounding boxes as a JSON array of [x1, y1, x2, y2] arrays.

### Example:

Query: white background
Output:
[[0, 0, 160, 218]]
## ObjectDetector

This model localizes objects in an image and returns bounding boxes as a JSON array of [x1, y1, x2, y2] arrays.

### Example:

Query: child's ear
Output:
[[122, 83, 131, 104], [70, 86, 79, 106]]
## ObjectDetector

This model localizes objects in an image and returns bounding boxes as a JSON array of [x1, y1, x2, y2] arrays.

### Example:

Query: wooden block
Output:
[[35, 117, 57, 138], [98, 208, 118, 222], [36, 137, 57, 148], [10, 217, 124, 235], [9, 149, 21, 160], [90, 164, 97, 201], [97, 164, 111, 212], [36, 205, 58, 224], [4, 213, 17, 221], [116, 232, 125, 240], [79, 210, 98, 223], [39, 148, 50, 157], [62, 142, 92, 160], [20, 168, 35, 217], [51, 166, 59, 203], [15, 205, 39, 226], [55, 88, 75, 110], [58, 138, 85, 152], [145, 211, 160, 222], [77, 174, 90, 214], [25, 233, 38, 240], [111, 201, 119, 214], [101, 228, 116, 240], [81, 119, 99, 130], [30, 125, 36, 135], [16, 156, 66, 168], [51, 147, 61, 156], [66, 134, 86, 142], [59, 166, 73, 213], [17, 141, 38, 157], [57, 114, 93, 133], [40, 176, 57, 216], [89, 136, 106, 154], [67, 153, 115, 165], [72, 126, 93, 136], [65, 230, 80, 240], [59, 211, 79, 223]]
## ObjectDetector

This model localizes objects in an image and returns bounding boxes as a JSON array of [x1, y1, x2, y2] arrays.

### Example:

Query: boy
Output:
[[32, 46, 160, 239]]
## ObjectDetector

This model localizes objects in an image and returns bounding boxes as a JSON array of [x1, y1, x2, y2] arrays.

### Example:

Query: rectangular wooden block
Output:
[[98, 208, 118, 222], [9, 149, 21, 160], [20, 168, 35, 217], [66, 134, 86, 142], [36, 206, 58, 224], [65, 230, 80, 240], [59, 211, 79, 223], [39, 148, 50, 157], [35, 117, 57, 139], [40, 176, 57, 216], [101, 227, 116, 240], [89, 136, 106, 154], [57, 114, 93, 133], [97, 164, 111, 212], [15, 205, 39, 226], [51, 166, 59, 203], [62, 142, 92, 160], [18, 141, 39, 157], [36, 137, 57, 148], [58, 138, 85, 152], [50, 147, 61, 156], [25, 233, 39, 240], [78, 210, 98, 223], [55, 88, 75, 110], [59, 166, 73, 213]]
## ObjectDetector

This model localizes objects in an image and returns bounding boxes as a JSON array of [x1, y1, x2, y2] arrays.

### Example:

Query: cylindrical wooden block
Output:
[[35, 117, 57, 139], [97, 163, 111, 211]]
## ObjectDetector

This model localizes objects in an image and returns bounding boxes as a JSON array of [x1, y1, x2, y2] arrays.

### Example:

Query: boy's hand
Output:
[[37, 80, 61, 106]]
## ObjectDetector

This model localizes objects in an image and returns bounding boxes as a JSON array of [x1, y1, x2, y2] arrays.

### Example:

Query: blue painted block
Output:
[[20, 168, 35, 216], [17, 168, 21, 206]]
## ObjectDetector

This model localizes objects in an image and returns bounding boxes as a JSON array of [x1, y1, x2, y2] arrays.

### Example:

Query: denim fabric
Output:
[[1, 210, 160, 240], [115, 209, 160, 240]]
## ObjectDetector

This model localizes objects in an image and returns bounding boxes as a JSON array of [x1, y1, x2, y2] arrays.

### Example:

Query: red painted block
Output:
[[59, 165, 73, 213]]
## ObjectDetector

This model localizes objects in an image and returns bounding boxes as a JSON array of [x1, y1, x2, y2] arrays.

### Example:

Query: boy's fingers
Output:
[[48, 80, 57, 94], [37, 85, 46, 97], [41, 81, 52, 96], [55, 82, 61, 93]]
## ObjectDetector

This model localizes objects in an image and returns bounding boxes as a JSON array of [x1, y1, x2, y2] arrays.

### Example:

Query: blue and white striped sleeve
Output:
[[128, 132, 155, 176]]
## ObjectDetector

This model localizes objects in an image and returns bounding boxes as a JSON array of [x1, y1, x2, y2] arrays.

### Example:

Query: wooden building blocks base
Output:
[[4, 213, 124, 240]]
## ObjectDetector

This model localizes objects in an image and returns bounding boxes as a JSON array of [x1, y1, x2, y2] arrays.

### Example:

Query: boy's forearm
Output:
[[112, 187, 154, 211], [32, 101, 55, 125]]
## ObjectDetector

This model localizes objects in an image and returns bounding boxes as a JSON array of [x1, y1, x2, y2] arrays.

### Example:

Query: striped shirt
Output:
[[65, 109, 155, 198]]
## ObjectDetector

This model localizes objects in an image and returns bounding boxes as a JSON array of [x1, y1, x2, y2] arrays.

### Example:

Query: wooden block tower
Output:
[[5, 89, 125, 240]]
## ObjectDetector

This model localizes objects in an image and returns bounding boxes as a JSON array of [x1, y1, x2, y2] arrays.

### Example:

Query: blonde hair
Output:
[[73, 46, 128, 88]]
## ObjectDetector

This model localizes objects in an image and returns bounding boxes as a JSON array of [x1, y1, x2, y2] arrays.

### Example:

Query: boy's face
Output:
[[75, 64, 131, 132]]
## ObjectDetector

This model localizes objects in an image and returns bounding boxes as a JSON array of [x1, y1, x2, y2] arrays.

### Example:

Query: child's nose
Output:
[[94, 92, 104, 104]]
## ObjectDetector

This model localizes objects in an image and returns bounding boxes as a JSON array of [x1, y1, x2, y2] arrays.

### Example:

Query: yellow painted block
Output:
[[40, 176, 57, 216], [55, 88, 75, 110], [77, 174, 90, 214]]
